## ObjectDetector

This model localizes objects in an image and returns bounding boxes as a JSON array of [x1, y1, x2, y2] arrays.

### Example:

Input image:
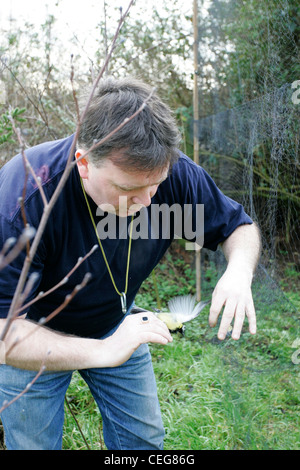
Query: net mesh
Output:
[[198, 83, 300, 275], [184, 4, 300, 447], [193, 0, 300, 383]]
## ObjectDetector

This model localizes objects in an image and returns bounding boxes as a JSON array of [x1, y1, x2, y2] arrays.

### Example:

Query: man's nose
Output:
[[131, 186, 157, 207]]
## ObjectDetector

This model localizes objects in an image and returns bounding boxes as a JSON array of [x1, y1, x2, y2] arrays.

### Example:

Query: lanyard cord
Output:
[[80, 177, 134, 298]]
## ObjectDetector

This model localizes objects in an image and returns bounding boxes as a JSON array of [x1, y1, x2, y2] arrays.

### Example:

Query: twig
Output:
[[23, 156, 48, 207], [9, 118, 49, 208], [0, 226, 36, 271], [20, 159, 30, 256], [70, 54, 80, 123], [14, 244, 98, 316], [0, 1, 136, 421], [64, 397, 91, 450], [13, 272, 40, 315], [5, 272, 92, 357], [0, 57, 53, 138], [0, 360, 47, 414]]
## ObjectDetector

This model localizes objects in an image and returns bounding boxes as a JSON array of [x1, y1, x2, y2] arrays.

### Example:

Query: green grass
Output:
[[62, 246, 300, 450]]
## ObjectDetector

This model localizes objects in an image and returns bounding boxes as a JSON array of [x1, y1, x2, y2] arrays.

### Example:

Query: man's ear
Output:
[[75, 149, 89, 179]]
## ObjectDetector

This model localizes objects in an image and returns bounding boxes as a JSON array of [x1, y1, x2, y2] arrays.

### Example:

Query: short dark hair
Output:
[[78, 76, 181, 173]]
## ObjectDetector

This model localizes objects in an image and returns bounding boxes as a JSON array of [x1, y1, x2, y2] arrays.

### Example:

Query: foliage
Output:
[[0, 2, 195, 163], [0, 14, 78, 158], [0, 107, 26, 145], [197, 0, 300, 112], [224, 0, 300, 104], [114, 2, 193, 107]]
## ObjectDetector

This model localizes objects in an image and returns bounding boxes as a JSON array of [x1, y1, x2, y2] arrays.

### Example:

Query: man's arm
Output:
[[0, 313, 172, 371], [209, 222, 261, 340]]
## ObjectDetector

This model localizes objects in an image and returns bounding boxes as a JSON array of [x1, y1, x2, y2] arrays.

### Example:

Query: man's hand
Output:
[[102, 312, 173, 367], [208, 222, 261, 341], [209, 267, 256, 340]]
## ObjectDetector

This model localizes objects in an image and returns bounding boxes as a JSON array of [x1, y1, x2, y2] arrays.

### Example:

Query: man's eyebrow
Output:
[[114, 175, 168, 190]]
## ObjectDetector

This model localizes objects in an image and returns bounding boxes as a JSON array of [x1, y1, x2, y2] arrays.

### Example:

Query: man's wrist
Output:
[[225, 255, 255, 283]]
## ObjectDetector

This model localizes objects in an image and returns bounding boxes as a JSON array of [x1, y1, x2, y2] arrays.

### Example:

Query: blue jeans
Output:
[[0, 322, 164, 450]]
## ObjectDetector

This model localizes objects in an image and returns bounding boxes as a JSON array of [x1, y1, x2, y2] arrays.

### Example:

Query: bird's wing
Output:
[[168, 295, 209, 323]]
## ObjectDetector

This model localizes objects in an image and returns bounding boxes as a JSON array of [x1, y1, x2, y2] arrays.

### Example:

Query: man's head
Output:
[[76, 76, 181, 216], [77, 76, 181, 173]]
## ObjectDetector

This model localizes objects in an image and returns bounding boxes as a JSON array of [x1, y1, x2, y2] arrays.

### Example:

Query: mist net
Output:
[[189, 0, 300, 440]]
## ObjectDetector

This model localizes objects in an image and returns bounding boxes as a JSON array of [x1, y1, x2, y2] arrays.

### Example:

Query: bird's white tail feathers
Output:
[[167, 295, 209, 323]]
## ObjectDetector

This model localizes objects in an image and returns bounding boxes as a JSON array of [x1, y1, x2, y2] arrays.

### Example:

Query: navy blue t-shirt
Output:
[[0, 135, 252, 338]]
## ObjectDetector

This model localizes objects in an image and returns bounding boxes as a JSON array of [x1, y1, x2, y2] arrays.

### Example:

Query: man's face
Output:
[[76, 151, 169, 217]]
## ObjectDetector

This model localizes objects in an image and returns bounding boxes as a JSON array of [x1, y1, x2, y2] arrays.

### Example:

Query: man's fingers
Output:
[[134, 313, 173, 343], [213, 300, 256, 341], [246, 299, 257, 335], [216, 299, 235, 340], [208, 298, 225, 328], [140, 331, 172, 346], [231, 304, 245, 340]]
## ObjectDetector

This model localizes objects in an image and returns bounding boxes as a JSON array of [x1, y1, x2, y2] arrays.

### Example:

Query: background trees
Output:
[[1, 0, 299, 273], [0, 1, 194, 156], [194, 0, 300, 275]]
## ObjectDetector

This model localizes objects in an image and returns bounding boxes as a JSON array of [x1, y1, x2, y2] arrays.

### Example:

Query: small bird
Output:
[[132, 294, 209, 334]]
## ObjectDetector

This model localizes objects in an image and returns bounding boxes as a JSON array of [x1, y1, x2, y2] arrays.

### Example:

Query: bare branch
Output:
[[0, 0, 135, 343], [0, 227, 36, 271], [1, 244, 98, 350], [8, 117, 48, 208], [70, 54, 80, 123], [15, 244, 98, 316], [0, 1, 137, 419], [0, 57, 53, 137], [0, 360, 47, 414], [6, 272, 92, 358]]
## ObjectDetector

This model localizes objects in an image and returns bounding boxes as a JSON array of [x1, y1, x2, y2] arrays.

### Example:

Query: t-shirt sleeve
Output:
[[197, 166, 253, 251], [0, 214, 44, 318], [169, 156, 253, 251]]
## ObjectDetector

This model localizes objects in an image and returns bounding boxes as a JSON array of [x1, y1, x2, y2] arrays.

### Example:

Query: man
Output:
[[0, 77, 261, 450]]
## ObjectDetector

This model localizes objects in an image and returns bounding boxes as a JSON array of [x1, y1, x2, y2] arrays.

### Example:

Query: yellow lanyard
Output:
[[80, 177, 134, 314]]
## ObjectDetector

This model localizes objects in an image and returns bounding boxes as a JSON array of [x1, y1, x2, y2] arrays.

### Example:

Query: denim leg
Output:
[[0, 365, 72, 450], [80, 343, 165, 450]]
